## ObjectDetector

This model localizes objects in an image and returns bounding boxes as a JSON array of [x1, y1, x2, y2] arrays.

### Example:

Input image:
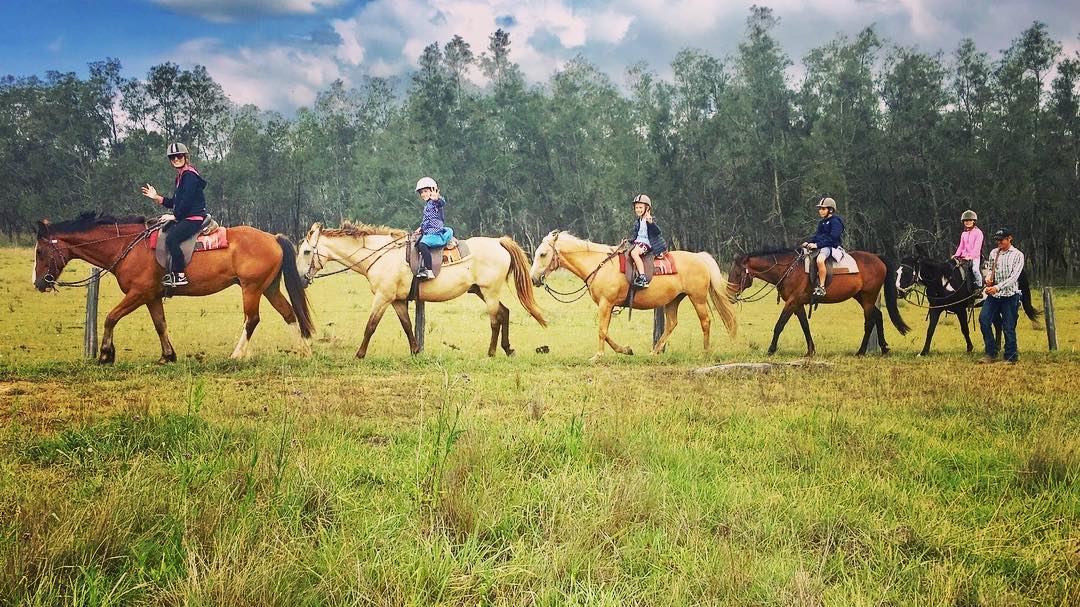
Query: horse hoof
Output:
[[505, 349, 516, 357], [623, 348, 634, 356]]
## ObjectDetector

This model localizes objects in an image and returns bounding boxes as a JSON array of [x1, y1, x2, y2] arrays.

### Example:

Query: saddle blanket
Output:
[[148, 227, 229, 253], [804, 249, 858, 274], [619, 252, 678, 275]]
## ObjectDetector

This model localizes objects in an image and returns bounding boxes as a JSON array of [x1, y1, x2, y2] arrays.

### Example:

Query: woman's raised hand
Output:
[[141, 184, 159, 201]]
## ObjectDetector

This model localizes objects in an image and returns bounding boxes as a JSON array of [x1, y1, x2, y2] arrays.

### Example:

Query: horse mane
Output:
[[551, 231, 616, 252], [322, 221, 407, 238], [39, 211, 147, 237]]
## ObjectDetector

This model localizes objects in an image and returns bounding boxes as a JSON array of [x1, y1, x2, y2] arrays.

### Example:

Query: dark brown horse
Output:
[[33, 212, 314, 363], [727, 248, 910, 356]]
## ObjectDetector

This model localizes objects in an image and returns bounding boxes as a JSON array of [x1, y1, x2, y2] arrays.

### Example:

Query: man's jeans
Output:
[[980, 293, 1020, 361]]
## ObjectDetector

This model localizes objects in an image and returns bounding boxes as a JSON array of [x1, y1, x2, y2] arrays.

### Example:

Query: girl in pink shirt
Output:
[[953, 210, 984, 287]]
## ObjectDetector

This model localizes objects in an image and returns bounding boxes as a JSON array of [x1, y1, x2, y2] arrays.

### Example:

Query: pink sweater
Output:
[[954, 227, 983, 262]]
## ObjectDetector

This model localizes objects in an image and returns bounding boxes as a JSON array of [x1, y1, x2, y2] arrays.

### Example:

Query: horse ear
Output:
[[36, 220, 49, 238], [307, 222, 321, 237]]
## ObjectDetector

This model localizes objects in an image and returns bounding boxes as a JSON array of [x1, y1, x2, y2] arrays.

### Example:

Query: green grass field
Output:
[[1, 247, 1078, 606]]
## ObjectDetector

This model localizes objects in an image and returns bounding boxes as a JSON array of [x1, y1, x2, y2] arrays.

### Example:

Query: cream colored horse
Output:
[[298, 222, 546, 358], [529, 230, 737, 358]]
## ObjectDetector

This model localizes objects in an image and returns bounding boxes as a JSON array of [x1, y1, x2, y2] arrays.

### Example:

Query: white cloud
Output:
[[160, 0, 1079, 113], [172, 38, 343, 110], [150, 0, 350, 23]]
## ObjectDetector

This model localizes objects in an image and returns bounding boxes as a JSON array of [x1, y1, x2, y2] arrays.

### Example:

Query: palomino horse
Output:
[[297, 222, 546, 358], [727, 248, 910, 356], [528, 230, 737, 358], [896, 248, 1040, 356], [33, 212, 314, 363]]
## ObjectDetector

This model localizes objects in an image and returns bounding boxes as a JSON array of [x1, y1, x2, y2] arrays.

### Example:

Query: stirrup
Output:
[[813, 286, 826, 297], [163, 273, 189, 287]]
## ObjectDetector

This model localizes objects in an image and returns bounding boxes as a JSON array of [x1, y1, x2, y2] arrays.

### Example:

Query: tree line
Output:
[[2, 8, 1077, 282]]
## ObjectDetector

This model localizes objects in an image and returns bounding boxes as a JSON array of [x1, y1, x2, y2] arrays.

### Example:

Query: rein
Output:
[[539, 234, 622, 304], [898, 261, 980, 310], [305, 233, 407, 282], [733, 250, 805, 303], [43, 222, 162, 288]]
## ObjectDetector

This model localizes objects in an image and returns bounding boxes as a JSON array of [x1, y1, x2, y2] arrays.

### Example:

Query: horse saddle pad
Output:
[[804, 250, 859, 274], [619, 252, 677, 279], [406, 235, 471, 278], [149, 218, 229, 269]]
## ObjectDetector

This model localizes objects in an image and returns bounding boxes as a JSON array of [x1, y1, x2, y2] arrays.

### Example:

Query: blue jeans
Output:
[[980, 293, 1020, 361]]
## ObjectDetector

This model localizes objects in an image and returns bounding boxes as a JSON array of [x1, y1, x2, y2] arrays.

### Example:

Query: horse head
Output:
[[530, 230, 561, 286], [726, 255, 751, 300], [297, 222, 325, 287], [32, 220, 70, 292]]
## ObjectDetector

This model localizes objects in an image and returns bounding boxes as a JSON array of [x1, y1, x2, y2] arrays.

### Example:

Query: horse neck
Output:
[[747, 254, 798, 285], [554, 239, 614, 280], [323, 234, 398, 275], [59, 226, 141, 269]]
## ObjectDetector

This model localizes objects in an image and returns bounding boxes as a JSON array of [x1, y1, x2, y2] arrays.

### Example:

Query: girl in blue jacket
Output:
[[800, 197, 844, 297]]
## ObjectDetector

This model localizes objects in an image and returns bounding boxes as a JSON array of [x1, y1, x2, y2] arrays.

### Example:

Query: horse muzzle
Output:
[[531, 272, 545, 288], [35, 275, 54, 292]]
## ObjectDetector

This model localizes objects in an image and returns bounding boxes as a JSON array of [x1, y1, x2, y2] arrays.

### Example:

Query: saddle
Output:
[[406, 233, 472, 300], [618, 251, 677, 309], [149, 216, 228, 270], [804, 248, 858, 290]]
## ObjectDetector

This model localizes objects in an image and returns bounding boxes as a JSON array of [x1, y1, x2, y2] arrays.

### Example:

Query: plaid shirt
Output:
[[987, 246, 1025, 298], [419, 197, 445, 235]]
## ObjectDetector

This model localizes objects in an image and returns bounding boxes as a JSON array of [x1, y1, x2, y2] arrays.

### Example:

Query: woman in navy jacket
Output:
[[141, 142, 208, 287]]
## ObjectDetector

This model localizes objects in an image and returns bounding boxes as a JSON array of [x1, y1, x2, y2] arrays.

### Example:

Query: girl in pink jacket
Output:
[[953, 210, 984, 287]]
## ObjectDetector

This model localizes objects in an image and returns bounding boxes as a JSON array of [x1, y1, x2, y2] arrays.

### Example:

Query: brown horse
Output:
[[33, 212, 314, 363], [529, 230, 737, 359], [727, 248, 909, 356]]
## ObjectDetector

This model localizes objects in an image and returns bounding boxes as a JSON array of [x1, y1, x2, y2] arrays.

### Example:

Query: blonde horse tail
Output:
[[702, 252, 738, 339], [499, 237, 548, 328]]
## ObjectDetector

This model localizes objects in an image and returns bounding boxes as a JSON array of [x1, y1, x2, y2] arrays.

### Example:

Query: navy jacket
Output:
[[162, 166, 207, 219], [628, 218, 668, 255], [807, 214, 844, 249]]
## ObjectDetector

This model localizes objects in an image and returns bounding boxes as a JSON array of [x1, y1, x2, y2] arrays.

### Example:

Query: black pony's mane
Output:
[[38, 211, 147, 237]]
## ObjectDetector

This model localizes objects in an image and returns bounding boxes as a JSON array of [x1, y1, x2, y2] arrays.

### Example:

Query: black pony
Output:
[[897, 247, 1039, 356]]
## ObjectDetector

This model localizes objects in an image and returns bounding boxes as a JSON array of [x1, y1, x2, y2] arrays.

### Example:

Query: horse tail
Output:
[[877, 255, 910, 336], [701, 253, 738, 339], [275, 235, 315, 338], [499, 237, 548, 328], [1018, 268, 1042, 322]]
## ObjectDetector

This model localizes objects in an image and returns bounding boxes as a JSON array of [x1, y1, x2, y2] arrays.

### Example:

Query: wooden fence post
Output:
[[415, 300, 425, 353], [652, 307, 666, 351], [83, 268, 101, 358], [1043, 287, 1057, 351]]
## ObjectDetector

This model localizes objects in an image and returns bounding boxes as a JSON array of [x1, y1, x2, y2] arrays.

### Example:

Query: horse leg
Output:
[[651, 295, 683, 355], [391, 300, 420, 355], [480, 287, 504, 358], [230, 286, 262, 359], [794, 306, 815, 357], [876, 307, 889, 354], [498, 303, 514, 356], [595, 299, 632, 359], [263, 288, 312, 356], [98, 291, 147, 364], [145, 298, 176, 364], [956, 306, 974, 353], [920, 308, 942, 357], [690, 293, 712, 353], [356, 295, 392, 359], [767, 307, 795, 356], [855, 296, 877, 356]]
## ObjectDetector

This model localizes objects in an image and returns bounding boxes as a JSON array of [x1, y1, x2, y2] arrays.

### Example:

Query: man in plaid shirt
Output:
[[978, 228, 1025, 364]]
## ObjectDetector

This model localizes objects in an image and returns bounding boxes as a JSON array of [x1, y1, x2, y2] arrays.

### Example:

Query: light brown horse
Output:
[[297, 222, 546, 358], [33, 212, 314, 363], [726, 247, 909, 356], [529, 230, 737, 358]]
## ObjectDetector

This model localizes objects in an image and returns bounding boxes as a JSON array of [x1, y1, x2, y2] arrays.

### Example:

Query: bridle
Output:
[[535, 231, 622, 304], [302, 229, 407, 284], [37, 221, 160, 289], [731, 249, 805, 303]]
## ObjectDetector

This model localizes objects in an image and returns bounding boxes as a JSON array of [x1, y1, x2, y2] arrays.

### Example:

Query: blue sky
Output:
[[2, 1, 1077, 114]]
